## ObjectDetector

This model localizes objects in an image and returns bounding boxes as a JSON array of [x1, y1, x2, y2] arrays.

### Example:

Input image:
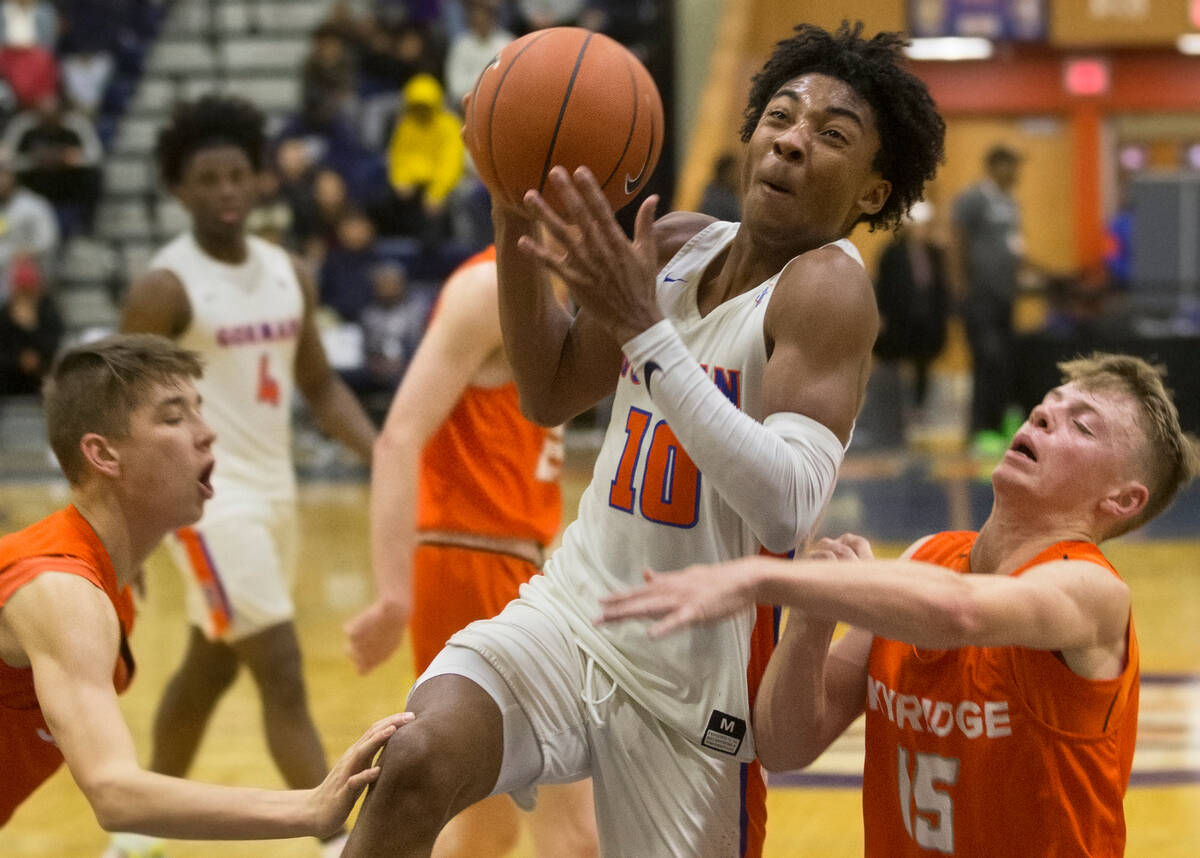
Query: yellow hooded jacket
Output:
[[386, 74, 465, 206]]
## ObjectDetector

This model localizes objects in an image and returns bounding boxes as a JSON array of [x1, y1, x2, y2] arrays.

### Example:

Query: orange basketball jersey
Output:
[[862, 531, 1138, 857], [0, 506, 136, 826], [416, 249, 562, 546]]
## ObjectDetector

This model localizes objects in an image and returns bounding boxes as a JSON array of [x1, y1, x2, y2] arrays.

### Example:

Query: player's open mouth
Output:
[[198, 461, 215, 498], [1008, 437, 1037, 461]]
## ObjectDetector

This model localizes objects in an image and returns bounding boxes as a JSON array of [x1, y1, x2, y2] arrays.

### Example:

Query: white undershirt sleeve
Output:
[[622, 319, 844, 553]]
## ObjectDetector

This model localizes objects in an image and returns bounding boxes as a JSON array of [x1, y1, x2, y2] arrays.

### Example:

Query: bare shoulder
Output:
[[3, 571, 118, 659], [766, 243, 878, 341], [653, 211, 717, 268], [432, 258, 502, 342], [121, 267, 191, 337]]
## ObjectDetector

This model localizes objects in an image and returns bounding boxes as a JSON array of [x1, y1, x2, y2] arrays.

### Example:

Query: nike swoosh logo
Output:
[[663, 274, 685, 283], [624, 108, 657, 195], [37, 727, 56, 745], [644, 360, 661, 397]]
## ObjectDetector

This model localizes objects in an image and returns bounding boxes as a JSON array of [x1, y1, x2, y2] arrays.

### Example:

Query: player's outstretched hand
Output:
[[309, 712, 413, 838], [805, 533, 875, 562], [344, 598, 410, 675], [519, 164, 662, 345], [596, 558, 761, 638]]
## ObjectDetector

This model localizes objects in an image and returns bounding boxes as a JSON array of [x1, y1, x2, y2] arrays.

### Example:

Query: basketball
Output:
[[464, 27, 664, 213]]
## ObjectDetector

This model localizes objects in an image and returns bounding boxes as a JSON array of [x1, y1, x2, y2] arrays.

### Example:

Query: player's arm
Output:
[[6, 572, 408, 839], [753, 535, 920, 771], [754, 620, 873, 771], [345, 261, 506, 674], [292, 260, 377, 463], [119, 269, 191, 338], [601, 536, 1130, 661], [491, 196, 627, 425], [626, 245, 875, 553]]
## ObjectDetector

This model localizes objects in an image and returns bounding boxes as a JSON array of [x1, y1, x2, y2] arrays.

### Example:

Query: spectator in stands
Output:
[[341, 259, 430, 410], [0, 0, 58, 110], [444, 0, 512, 110], [274, 136, 320, 250], [247, 168, 294, 246], [54, 0, 119, 115], [0, 145, 57, 301], [512, 0, 594, 34], [298, 166, 353, 265], [2, 90, 103, 236], [0, 0, 54, 47], [375, 73, 464, 243], [0, 254, 62, 396], [353, 18, 442, 151], [301, 22, 357, 127], [320, 209, 381, 323], [274, 78, 380, 201], [698, 152, 740, 223]]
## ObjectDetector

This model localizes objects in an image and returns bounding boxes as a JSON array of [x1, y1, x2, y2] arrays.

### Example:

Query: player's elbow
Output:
[[757, 739, 819, 773], [80, 769, 141, 832], [516, 391, 570, 428], [925, 589, 989, 647], [750, 507, 807, 556]]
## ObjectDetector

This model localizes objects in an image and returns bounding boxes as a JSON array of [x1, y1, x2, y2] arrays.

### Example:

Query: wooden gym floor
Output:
[[1, 460, 1198, 857]]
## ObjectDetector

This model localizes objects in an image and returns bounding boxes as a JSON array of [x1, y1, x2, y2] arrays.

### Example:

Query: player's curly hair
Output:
[[740, 21, 945, 232], [155, 94, 267, 186]]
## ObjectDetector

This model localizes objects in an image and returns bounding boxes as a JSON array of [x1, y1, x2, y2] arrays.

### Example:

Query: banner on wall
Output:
[[908, 0, 1048, 40], [1052, 0, 1193, 46]]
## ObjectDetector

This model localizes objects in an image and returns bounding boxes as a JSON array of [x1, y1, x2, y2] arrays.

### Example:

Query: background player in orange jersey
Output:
[[600, 352, 1200, 857], [0, 334, 410, 838], [345, 245, 597, 858]]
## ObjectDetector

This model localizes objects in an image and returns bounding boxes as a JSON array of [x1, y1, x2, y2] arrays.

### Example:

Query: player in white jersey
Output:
[[115, 95, 377, 858], [344, 23, 947, 858]]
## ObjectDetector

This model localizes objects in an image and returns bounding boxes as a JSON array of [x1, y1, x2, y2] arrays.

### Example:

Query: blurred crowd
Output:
[[0, 0, 669, 416], [0, 0, 163, 397]]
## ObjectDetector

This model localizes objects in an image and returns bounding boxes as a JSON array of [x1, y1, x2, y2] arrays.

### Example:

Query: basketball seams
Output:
[[596, 52, 641, 203], [538, 32, 594, 196], [485, 29, 557, 204], [468, 27, 662, 213]]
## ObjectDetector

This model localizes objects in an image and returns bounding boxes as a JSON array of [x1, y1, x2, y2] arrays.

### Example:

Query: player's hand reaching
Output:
[[519, 164, 663, 345], [597, 557, 763, 638], [805, 533, 875, 562], [344, 598, 409, 675], [306, 712, 413, 838]]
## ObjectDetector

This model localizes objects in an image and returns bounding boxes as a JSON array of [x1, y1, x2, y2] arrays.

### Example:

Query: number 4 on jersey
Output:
[[256, 353, 280, 405], [608, 407, 701, 528]]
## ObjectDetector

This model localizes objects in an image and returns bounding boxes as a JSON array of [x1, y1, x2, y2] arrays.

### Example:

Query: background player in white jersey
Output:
[[116, 95, 377, 858], [344, 22, 945, 858]]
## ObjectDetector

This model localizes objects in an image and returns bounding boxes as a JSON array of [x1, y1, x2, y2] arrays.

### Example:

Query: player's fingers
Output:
[[633, 194, 659, 251], [572, 165, 627, 247], [839, 533, 874, 559], [649, 605, 696, 638], [522, 187, 577, 246]]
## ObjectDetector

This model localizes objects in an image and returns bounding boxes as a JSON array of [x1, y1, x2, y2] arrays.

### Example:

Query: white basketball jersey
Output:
[[151, 232, 304, 507], [528, 221, 863, 762]]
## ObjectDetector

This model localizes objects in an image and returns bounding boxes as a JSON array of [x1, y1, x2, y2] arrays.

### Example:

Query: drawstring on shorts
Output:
[[579, 647, 617, 727]]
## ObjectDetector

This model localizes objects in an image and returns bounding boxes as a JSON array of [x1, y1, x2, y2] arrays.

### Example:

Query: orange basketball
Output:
[[464, 27, 664, 213]]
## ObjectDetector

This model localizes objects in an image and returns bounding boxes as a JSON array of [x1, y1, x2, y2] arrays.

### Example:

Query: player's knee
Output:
[[370, 719, 472, 820]]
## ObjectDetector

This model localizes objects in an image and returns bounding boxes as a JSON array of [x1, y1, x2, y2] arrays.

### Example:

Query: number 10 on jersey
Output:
[[608, 407, 701, 528]]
